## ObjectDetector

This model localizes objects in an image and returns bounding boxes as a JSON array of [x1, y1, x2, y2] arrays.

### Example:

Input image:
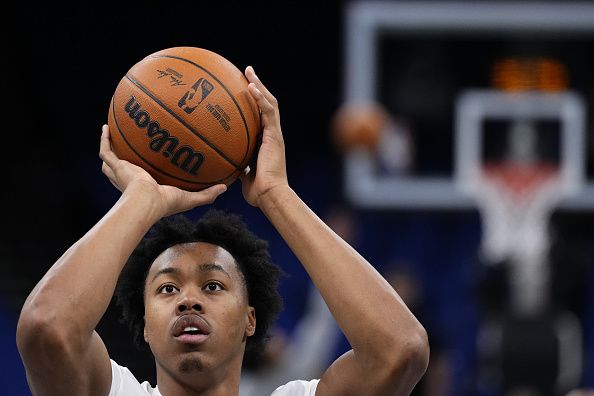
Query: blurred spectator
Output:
[[385, 264, 452, 396], [566, 390, 594, 396]]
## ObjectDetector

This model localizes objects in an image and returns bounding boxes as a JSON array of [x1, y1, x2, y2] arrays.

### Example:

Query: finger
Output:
[[101, 162, 121, 191], [185, 184, 227, 208], [102, 123, 110, 139], [245, 66, 277, 105], [101, 161, 116, 180], [249, 83, 283, 141], [99, 124, 120, 166], [102, 162, 122, 192], [248, 83, 275, 115]]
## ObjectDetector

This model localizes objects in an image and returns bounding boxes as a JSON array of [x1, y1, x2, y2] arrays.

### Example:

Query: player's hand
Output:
[[241, 66, 289, 207], [99, 125, 226, 217]]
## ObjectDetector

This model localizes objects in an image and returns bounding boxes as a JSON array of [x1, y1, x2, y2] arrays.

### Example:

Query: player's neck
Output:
[[155, 359, 242, 396]]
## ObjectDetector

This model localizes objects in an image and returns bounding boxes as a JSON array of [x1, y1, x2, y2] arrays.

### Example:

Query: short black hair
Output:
[[114, 209, 283, 361]]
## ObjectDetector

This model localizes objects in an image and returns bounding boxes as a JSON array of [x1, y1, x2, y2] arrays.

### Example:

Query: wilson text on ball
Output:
[[124, 95, 205, 175]]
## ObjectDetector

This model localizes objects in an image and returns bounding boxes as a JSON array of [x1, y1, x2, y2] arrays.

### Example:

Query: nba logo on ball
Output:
[[178, 78, 214, 114], [107, 47, 261, 192]]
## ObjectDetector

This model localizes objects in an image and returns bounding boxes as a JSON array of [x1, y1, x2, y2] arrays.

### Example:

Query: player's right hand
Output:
[[99, 124, 226, 217]]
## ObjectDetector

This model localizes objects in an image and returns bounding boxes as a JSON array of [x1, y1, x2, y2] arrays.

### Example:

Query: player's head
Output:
[[115, 209, 283, 373]]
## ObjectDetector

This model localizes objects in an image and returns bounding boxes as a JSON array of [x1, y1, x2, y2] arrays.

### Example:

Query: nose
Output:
[[176, 295, 203, 315]]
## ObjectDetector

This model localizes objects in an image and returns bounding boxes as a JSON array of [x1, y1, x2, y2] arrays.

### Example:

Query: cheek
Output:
[[143, 299, 166, 336], [218, 299, 249, 334]]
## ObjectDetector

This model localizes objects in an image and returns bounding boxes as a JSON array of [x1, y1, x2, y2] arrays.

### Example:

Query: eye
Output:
[[204, 282, 223, 292], [159, 284, 179, 294]]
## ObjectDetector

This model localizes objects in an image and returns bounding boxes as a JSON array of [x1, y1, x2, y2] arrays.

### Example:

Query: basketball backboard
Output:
[[343, 1, 594, 210]]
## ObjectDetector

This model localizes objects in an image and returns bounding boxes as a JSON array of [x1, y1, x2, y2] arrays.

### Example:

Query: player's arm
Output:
[[242, 67, 429, 396], [16, 127, 226, 396]]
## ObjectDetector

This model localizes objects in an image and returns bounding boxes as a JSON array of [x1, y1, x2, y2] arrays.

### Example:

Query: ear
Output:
[[143, 316, 149, 343], [245, 306, 256, 337]]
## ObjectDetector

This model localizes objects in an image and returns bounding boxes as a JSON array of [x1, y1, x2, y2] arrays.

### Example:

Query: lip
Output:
[[175, 333, 209, 344], [172, 314, 211, 344]]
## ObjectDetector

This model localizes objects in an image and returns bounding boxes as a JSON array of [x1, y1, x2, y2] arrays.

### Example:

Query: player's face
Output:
[[143, 242, 255, 378]]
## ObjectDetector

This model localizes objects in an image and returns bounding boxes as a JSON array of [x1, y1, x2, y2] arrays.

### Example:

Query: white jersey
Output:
[[108, 360, 319, 396]]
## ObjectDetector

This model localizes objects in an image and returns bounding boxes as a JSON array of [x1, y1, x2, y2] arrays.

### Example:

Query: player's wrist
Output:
[[120, 180, 168, 221], [257, 183, 293, 211]]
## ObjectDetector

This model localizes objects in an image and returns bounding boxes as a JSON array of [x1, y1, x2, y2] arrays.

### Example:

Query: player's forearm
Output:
[[18, 183, 162, 345], [259, 186, 428, 365]]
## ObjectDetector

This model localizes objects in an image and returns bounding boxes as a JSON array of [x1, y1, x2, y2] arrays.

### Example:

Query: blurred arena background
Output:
[[1, 1, 593, 395]]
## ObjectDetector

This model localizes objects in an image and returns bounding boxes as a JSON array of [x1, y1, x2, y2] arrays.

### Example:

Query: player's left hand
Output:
[[241, 66, 289, 207]]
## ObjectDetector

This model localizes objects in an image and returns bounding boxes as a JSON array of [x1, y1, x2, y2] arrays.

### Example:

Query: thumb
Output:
[[180, 184, 228, 211]]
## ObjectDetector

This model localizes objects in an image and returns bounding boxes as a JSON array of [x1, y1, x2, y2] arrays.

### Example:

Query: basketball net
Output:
[[474, 159, 563, 315]]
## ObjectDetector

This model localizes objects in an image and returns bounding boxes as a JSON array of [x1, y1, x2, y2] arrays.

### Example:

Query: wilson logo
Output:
[[178, 78, 214, 114], [124, 96, 204, 175]]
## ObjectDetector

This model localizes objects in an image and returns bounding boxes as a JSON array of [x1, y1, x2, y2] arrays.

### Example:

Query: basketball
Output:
[[107, 47, 261, 191], [331, 103, 386, 153]]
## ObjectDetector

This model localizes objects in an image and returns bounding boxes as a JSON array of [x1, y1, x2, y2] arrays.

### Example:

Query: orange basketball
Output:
[[331, 103, 386, 153], [107, 47, 261, 191]]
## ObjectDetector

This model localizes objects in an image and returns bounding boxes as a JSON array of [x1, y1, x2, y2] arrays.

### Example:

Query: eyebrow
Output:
[[150, 267, 180, 284], [149, 263, 231, 284], [199, 263, 231, 279]]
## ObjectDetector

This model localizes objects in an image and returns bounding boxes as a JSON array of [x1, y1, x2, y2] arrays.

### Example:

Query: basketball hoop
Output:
[[471, 161, 563, 314], [474, 162, 561, 260], [481, 162, 559, 204], [455, 89, 586, 315]]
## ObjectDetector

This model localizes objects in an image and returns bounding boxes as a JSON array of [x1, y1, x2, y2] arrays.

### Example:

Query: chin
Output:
[[178, 356, 207, 373]]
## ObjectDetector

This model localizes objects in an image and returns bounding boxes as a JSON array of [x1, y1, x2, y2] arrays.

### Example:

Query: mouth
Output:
[[172, 314, 211, 344]]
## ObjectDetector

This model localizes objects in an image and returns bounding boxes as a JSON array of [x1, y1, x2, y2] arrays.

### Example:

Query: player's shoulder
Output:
[[109, 359, 160, 396], [270, 379, 320, 396]]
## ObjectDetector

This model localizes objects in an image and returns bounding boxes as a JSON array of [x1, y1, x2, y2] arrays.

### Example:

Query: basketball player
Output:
[[16, 66, 429, 396]]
